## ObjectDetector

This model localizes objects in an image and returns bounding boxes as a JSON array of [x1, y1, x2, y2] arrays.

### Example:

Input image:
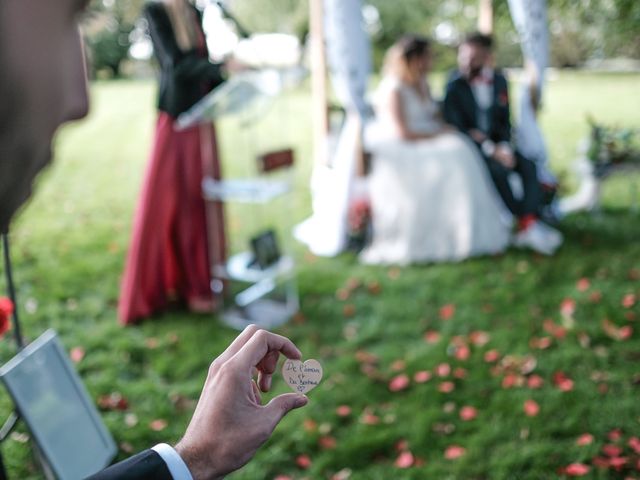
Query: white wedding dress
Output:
[[360, 77, 510, 265]]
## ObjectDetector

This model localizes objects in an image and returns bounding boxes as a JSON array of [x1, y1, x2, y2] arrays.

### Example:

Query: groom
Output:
[[443, 32, 562, 255]]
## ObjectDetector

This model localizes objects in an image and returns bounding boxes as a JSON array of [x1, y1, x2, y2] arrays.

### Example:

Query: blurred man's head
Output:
[[0, 0, 90, 232], [457, 32, 493, 80]]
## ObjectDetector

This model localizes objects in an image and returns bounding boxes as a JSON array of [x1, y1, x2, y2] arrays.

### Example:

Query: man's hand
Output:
[[469, 128, 487, 143], [494, 144, 515, 169], [175, 325, 308, 480]]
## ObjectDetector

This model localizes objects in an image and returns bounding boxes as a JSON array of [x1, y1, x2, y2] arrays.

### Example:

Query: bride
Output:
[[361, 35, 510, 264]]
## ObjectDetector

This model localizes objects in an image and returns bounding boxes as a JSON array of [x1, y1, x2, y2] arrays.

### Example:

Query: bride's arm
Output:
[[388, 90, 436, 141]]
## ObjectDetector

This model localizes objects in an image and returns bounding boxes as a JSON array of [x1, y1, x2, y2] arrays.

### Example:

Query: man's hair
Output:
[[462, 32, 493, 50]]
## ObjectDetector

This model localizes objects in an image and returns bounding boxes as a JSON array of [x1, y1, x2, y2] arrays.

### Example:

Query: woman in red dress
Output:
[[118, 0, 226, 324]]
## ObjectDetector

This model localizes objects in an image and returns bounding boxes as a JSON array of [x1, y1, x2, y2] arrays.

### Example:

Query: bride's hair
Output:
[[383, 34, 431, 82]]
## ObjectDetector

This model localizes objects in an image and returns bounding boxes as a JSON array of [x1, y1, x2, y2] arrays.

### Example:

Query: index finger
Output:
[[232, 330, 302, 371]]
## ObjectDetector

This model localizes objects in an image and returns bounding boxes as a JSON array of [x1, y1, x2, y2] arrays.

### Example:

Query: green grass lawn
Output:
[[1, 71, 639, 479]]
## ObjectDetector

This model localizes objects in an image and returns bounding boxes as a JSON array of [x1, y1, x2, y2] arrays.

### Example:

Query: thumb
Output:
[[264, 393, 308, 425]]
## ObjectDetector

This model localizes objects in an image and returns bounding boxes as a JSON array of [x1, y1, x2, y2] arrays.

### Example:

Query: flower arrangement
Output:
[[586, 117, 640, 176], [347, 197, 371, 252], [0, 297, 13, 338]]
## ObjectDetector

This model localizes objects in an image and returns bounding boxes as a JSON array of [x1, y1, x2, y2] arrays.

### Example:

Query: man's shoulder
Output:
[[445, 70, 466, 91]]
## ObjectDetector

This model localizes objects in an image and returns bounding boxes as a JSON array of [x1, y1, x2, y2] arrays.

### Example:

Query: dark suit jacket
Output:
[[144, 1, 225, 118], [86, 449, 172, 480], [443, 69, 512, 152]]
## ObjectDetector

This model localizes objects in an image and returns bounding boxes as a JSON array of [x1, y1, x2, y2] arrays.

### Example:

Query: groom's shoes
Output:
[[513, 220, 563, 256]]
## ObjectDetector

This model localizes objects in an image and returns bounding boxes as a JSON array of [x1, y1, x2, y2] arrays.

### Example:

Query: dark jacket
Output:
[[144, 1, 225, 118], [443, 69, 511, 150], [86, 449, 172, 479]]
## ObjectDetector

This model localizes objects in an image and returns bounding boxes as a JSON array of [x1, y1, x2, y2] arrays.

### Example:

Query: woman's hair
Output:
[[383, 34, 431, 80], [163, 0, 200, 51]]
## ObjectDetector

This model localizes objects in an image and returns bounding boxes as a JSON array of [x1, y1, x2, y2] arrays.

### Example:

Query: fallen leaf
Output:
[[319, 435, 337, 450], [560, 298, 576, 317]]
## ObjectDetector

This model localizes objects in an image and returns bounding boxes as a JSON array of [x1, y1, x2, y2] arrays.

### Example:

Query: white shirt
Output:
[[152, 443, 194, 480]]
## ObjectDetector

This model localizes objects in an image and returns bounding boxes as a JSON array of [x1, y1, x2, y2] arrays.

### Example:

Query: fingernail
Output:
[[296, 395, 309, 407]]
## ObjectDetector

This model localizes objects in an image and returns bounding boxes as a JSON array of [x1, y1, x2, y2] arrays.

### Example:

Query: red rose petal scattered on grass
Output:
[[336, 405, 352, 417], [439, 304, 456, 320], [455, 345, 470, 361], [560, 298, 576, 317], [592, 456, 610, 468], [564, 463, 590, 476], [274, 476, 293, 480], [543, 319, 567, 339], [391, 359, 406, 371], [444, 445, 466, 459], [628, 436, 640, 454], [603, 444, 623, 457], [589, 290, 603, 303], [343, 304, 356, 317], [438, 381, 455, 393], [303, 418, 318, 432], [576, 433, 594, 446], [98, 392, 129, 411], [453, 368, 467, 379], [70, 347, 85, 363], [423, 330, 441, 344], [622, 293, 636, 308], [367, 281, 382, 295], [394, 451, 415, 468], [553, 372, 574, 392], [469, 331, 490, 346], [389, 374, 410, 392], [149, 419, 167, 431], [296, 454, 312, 469], [361, 410, 380, 425], [484, 350, 500, 362], [336, 289, 350, 301], [608, 429, 622, 441], [524, 400, 540, 417], [576, 278, 590, 292], [502, 374, 521, 389], [0, 297, 14, 338], [435, 363, 451, 377], [459, 406, 477, 421], [319, 436, 337, 450], [414, 370, 432, 383], [608, 456, 628, 470], [527, 374, 544, 389]]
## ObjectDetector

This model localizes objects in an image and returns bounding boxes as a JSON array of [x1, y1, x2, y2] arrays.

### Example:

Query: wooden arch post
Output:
[[309, 0, 329, 167], [478, 0, 494, 34]]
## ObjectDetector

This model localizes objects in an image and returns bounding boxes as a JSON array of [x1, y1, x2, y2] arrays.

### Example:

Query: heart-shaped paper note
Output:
[[282, 359, 323, 394]]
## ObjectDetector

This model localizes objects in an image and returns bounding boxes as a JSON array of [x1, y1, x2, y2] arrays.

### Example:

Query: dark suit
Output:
[[144, 1, 225, 118], [86, 449, 173, 479], [443, 70, 541, 217]]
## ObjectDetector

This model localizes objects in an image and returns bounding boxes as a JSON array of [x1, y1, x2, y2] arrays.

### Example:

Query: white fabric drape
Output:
[[508, 0, 556, 185], [294, 0, 372, 256]]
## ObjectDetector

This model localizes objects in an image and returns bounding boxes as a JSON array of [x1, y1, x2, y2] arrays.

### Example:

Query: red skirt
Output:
[[118, 113, 225, 324]]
